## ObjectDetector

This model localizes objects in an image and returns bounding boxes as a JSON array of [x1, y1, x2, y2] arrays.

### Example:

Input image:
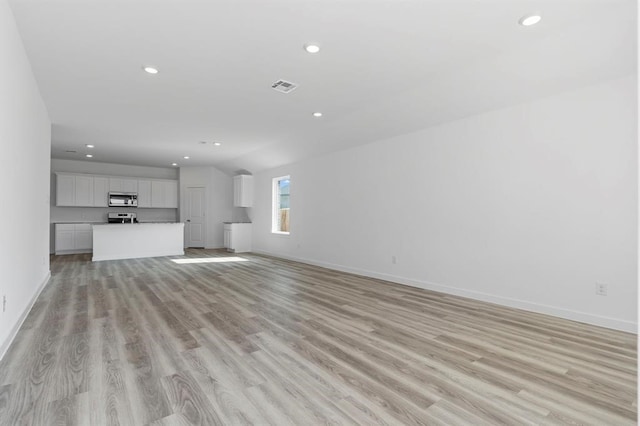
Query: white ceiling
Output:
[[9, 0, 636, 174]]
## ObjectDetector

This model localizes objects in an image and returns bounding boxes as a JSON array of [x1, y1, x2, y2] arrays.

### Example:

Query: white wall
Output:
[[50, 159, 180, 253], [179, 166, 233, 248], [0, 0, 51, 358], [253, 75, 637, 332]]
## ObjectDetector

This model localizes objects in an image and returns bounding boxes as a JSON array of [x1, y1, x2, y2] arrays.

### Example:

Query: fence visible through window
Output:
[[272, 175, 290, 234]]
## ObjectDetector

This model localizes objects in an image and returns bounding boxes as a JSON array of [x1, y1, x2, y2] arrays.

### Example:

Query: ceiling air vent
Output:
[[271, 79, 298, 93]]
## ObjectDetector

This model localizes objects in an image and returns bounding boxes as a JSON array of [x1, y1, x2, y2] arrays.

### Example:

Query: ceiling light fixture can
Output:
[[85, 144, 94, 148], [213, 142, 222, 146], [183, 156, 190, 159], [143, 66, 159, 74], [172, 163, 178, 166], [86, 154, 93, 158], [304, 43, 321, 53], [519, 14, 542, 26], [313, 112, 323, 117]]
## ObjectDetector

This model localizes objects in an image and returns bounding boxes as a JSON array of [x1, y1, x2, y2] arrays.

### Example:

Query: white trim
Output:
[[253, 249, 637, 334], [0, 271, 51, 362]]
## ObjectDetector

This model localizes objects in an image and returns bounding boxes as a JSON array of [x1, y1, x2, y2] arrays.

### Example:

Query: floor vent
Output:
[[271, 79, 298, 93]]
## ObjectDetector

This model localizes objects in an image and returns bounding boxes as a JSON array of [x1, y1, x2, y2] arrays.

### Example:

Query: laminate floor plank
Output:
[[0, 249, 635, 425]]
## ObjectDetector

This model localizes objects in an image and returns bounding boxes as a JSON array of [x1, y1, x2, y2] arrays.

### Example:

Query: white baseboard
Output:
[[253, 249, 637, 334], [0, 271, 51, 361]]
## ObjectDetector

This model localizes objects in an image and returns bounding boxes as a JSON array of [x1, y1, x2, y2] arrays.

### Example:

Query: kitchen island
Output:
[[92, 223, 184, 261]]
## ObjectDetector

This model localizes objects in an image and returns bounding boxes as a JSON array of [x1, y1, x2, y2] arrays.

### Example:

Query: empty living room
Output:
[[0, 0, 637, 424]]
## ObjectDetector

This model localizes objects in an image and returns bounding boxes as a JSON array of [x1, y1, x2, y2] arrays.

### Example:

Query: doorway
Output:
[[185, 186, 205, 248]]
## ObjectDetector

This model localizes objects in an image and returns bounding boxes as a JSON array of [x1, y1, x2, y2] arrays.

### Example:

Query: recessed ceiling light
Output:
[[183, 156, 190, 159], [171, 163, 178, 166], [312, 112, 323, 117], [213, 142, 222, 146], [304, 43, 321, 53], [85, 154, 93, 158], [85, 144, 94, 148], [143, 66, 159, 74], [519, 14, 542, 26]]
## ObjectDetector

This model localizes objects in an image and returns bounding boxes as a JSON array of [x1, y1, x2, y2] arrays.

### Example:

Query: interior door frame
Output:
[[185, 186, 206, 248]]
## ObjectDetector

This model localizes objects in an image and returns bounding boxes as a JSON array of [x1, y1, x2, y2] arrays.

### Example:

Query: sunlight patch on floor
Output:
[[172, 257, 249, 264]]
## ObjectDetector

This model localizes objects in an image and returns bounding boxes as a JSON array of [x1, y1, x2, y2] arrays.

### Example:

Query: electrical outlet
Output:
[[2, 295, 6, 313], [595, 282, 608, 296], [391, 256, 397, 264]]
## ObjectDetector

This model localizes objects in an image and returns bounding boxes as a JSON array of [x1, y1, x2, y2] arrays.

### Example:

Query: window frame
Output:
[[271, 175, 291, 235]]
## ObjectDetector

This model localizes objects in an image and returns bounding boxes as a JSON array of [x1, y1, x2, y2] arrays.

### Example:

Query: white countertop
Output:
[[93, 222, 182, 227], [53, 221, 106, 224]]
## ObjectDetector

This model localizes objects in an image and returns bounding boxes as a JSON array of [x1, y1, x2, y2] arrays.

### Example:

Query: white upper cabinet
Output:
[[56, 174, 76, 206], [138, 180, 152, 207], [150, 180, 178, 208], [55, 172, 178, 209], [151, 180, 164, 207], [233, 175, 253, 207], [108, 178, 123, 192], [123, 179, 138, 193], [57, 173, 96, 207], [93, 177, 108, 207], [165, 180, 178, 208], [74, 175, 94, 206], [109, 177, 138, 193]]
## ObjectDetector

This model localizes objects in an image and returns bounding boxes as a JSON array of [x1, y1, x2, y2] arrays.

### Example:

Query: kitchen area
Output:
[[50, 159, 253, 260]]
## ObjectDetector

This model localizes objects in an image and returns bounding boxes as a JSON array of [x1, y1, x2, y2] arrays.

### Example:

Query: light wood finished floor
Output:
[[0, 249, 636, 425]]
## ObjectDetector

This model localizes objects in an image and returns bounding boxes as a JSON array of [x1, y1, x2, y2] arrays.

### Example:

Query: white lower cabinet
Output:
[[55, 223, 93, 254], [223, 223, 252, 253], [55, 225, 75, 252]]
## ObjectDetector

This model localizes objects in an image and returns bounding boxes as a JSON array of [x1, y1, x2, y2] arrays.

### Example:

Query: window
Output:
[[272, 175, 290, 234]]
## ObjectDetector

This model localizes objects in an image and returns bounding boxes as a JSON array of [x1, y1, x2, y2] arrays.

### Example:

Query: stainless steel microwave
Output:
[[108, 192, 138, 207]]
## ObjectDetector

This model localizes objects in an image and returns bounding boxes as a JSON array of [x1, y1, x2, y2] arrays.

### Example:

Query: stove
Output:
[[108, 212, 138, 223]]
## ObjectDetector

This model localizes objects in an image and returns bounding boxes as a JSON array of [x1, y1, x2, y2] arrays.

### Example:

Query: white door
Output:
[[186, 187, 205, 248]]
